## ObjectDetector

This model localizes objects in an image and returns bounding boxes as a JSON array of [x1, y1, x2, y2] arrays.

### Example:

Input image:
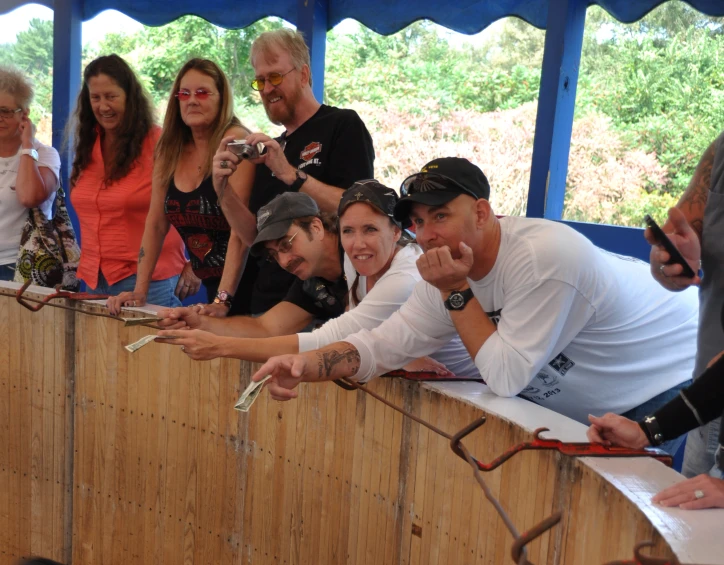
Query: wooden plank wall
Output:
[[0, 290, 74, 564], [0, 293, 678, 565]]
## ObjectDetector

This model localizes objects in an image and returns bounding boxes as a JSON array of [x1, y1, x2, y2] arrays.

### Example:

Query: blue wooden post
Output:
[[297, 0, 328, 102], [52, 0, 82, 239], [526, 0, 587, 219]]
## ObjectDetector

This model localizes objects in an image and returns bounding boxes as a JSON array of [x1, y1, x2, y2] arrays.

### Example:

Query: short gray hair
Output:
[[0, 65, 34, 110], [251, 29, 313, 87]]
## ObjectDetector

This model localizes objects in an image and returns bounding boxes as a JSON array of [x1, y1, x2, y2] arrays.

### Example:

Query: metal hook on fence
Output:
[[603, 541, 681, 565], [451, 419, 673, 471], [15, 279, 109, 312]]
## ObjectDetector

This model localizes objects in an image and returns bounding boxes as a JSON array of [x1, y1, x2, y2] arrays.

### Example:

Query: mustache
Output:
[[284, 257, 303, 274]]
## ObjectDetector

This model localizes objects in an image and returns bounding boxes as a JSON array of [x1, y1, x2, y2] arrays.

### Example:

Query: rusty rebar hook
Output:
[[603, 541, 681, 565], [453, 419, 562, 565], [15, 279, 109, 312], [451, 420, 673, 471]]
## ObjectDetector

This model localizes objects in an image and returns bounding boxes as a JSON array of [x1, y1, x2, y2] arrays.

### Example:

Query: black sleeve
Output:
[[323, 110, 375, 189], [283, 278, 328, 320], [654, 353, 724, 441]]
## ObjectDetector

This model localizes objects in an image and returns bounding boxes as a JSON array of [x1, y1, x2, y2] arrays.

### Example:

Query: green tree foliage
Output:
[[325, 21, 540, 113], [93, 16, 284, 105], [2, 2, 724, 226]]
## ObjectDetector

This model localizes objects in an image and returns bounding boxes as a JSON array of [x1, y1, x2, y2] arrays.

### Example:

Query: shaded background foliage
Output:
[[1, 1, 724, 226]]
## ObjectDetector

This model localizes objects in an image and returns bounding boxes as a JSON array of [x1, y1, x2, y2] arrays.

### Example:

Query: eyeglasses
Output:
[[265, 229, 300, 263], [250, 69, 296, 92], [175, 88, 216, 101], [0, 107, 22, 119], [400, 173, 479, 200]]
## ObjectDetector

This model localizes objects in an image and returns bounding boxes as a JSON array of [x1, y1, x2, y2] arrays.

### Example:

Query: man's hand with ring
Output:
[[646, 207, 701, 289], [175, 262, 202, 300]]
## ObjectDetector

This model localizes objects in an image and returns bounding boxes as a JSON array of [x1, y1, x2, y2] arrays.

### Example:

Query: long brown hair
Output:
[[155, 58, 245, 188], [69, 54, 154, 187]]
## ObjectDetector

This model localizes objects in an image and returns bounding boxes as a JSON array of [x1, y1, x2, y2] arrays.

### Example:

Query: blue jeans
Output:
[[621, 380, 692, 456], [0, 263, 15, 281], [86, 272, 182, 308], [711, 446, 724, 479]]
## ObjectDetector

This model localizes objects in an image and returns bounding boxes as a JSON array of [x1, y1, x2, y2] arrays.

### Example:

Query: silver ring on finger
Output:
[[659, 264, 668, 278], [694, 489, 705, 500], [220, 160, 229, 169], [181, 345, 186, 352]]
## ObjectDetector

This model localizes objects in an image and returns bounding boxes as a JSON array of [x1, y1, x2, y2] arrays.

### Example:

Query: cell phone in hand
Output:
[[643, 214, 696, 278]]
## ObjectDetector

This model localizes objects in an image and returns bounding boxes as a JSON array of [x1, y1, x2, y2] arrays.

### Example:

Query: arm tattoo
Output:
[[138, 246, 145, 265], [679, 142, 715, 238], [315, 346, 361, 380]]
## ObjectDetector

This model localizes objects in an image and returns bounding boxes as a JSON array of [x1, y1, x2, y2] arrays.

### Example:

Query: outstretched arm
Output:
[[250, 342, 362, 401]]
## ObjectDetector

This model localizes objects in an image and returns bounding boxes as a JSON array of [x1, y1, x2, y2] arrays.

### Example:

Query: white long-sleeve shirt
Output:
[[345, 217, 699, 424], [297, 244, 480, 378]]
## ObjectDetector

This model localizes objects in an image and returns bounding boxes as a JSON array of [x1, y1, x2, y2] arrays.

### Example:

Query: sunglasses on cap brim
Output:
[[400, 173, 479, 201]]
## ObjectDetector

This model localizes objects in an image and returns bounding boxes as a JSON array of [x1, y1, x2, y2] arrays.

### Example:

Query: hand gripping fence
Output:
[[12, 280, 162, 329]]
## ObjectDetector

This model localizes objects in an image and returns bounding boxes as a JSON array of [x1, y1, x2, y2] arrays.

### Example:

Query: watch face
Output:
[[217, 290, 229, 301], [448, 292, 465, 309]]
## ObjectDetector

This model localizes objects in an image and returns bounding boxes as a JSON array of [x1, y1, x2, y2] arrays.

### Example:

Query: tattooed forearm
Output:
[[315, 345, 361, 380], [138, 246, 145, 265], [678, 141, 715, 237]]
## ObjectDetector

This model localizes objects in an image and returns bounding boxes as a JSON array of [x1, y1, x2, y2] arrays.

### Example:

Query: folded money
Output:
[[124, 334, 174, 353], [123, 316, 162, 327], [234, 375, 273, 412]]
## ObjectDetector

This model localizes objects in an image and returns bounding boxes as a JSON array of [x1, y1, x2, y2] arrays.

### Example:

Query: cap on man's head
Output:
[[250, 192, 319, 256], [338, 180, 401, 227], [393, 157, 490, 223]]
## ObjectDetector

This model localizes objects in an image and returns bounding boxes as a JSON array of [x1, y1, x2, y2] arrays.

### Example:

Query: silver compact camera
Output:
[[227, 139, 265, 160]]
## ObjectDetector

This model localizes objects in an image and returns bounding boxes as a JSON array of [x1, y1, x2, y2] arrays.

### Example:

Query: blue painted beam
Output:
[[561, 221, 650, 262], [51, 0, 82, 242], [296, 0, 328, 102], [527, 0, 587, 220]]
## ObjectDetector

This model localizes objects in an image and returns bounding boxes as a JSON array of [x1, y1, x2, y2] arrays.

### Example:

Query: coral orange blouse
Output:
[[71, 126, 186, 289]]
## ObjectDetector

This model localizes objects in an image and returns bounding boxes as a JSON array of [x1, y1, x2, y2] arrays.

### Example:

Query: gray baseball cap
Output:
[[250, 192, 320, 256]]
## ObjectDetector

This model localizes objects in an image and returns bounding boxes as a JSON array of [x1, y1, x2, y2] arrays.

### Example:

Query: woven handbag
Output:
[[13, 185, 81, 291]]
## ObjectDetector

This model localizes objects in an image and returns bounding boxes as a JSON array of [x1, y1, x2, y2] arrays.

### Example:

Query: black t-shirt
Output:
[[239, 104, 375, 314], [284, 273, 348, 321]]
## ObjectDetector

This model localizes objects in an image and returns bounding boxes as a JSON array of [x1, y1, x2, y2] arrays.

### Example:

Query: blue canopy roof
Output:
[[2, 0, 724, 33]]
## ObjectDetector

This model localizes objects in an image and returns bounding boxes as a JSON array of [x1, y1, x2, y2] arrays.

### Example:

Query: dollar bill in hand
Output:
[[124, 334, 173, 353], [234, 375, 273, 412]]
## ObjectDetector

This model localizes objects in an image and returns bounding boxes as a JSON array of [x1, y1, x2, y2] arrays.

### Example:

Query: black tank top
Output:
[[165, 176, 230, 281]]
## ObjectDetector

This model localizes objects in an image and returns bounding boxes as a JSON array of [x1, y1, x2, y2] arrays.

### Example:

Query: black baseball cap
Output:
[[393, 157, 490, 223], [338, 180, 401, 227], [250, 192, 320, 256]]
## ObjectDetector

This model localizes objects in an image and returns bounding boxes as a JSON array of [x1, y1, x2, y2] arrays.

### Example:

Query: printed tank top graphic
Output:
[[165, 176, 231, 280]]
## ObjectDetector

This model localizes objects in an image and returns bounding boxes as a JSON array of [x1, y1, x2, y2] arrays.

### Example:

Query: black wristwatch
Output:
[[444, 288, 475, 311], [289, 169, 308, 191]]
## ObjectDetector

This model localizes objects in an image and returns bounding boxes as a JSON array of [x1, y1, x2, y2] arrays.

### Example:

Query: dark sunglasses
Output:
[[250, 69, 296, 92], [400, 173, 479, 200], [175, 88, 216, 101]]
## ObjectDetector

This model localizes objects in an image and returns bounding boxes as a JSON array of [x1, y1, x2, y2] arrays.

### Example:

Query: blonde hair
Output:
[[155, 58, 247, 188], [250, 29, 312, 87], [0, 65, 34, 110]]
